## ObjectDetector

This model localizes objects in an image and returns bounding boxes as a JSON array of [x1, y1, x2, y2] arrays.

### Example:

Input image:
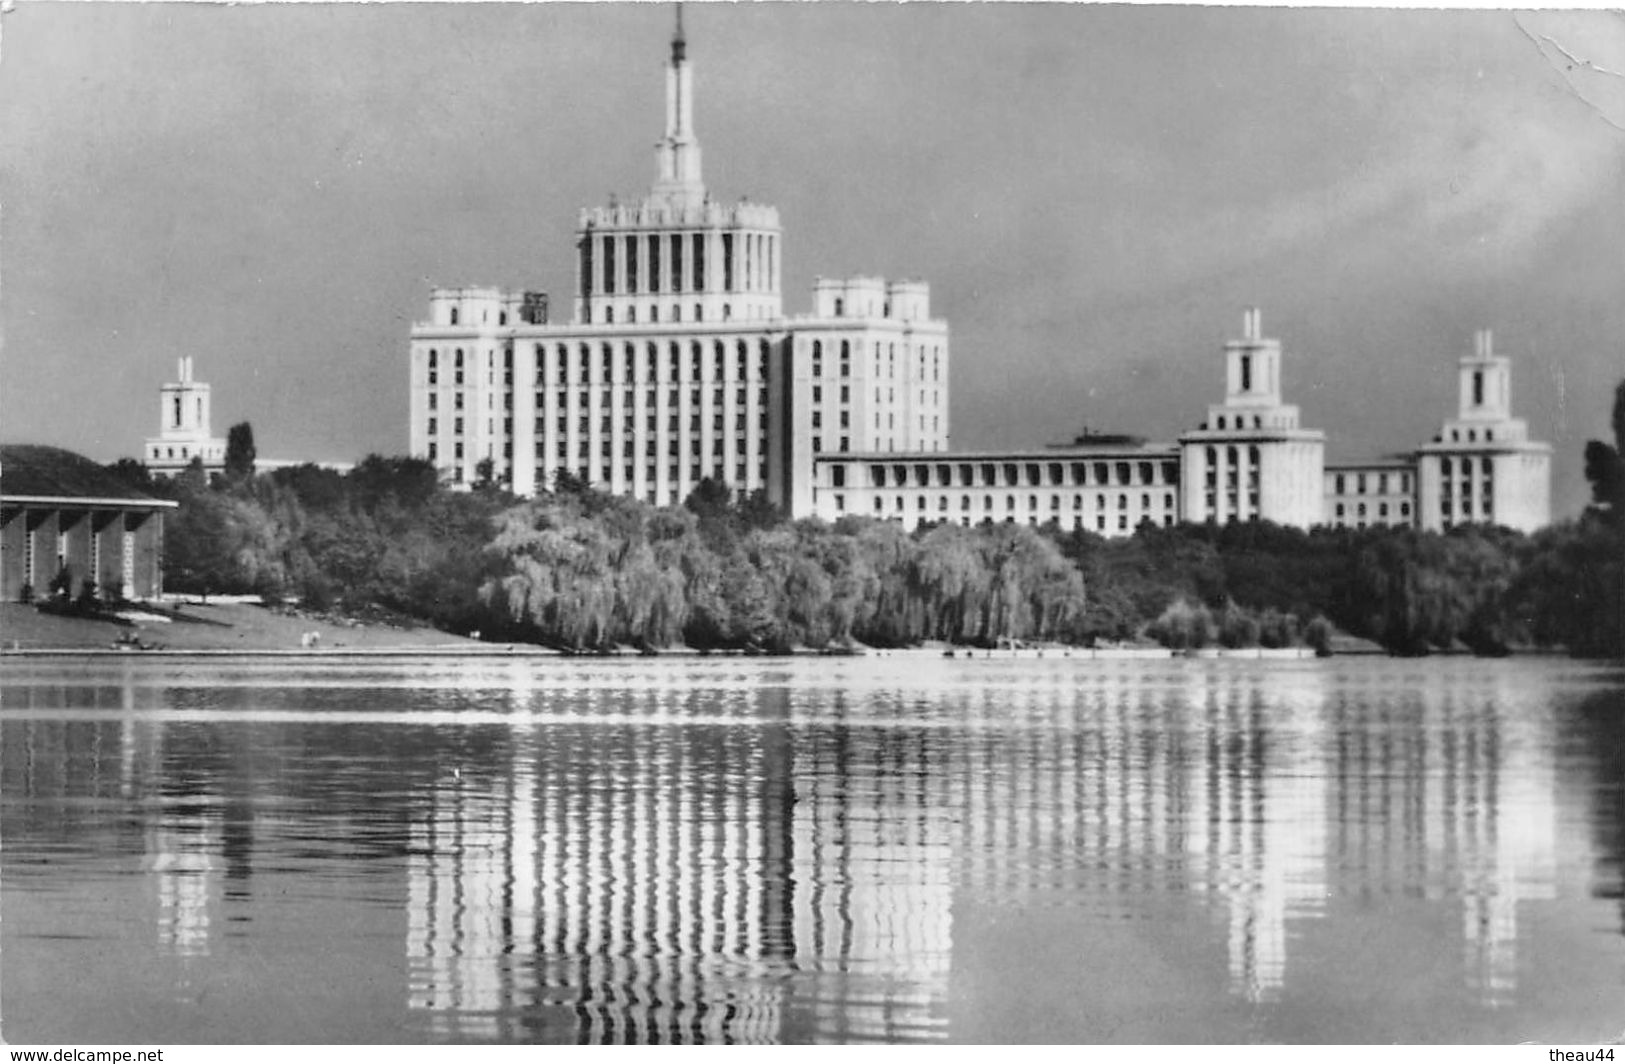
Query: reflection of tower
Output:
[[1184, 671, 1329, 1005], [1447, 687, 1558, 1007], [150, 814, 218, 959], [406, 767, 514, 1039], [404, 687, 793, 1043], [790, 692, 955, 1043], [1333, 670, 1560, 1008]]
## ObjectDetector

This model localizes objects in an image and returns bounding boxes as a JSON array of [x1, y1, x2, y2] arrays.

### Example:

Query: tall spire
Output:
[[653, 2, 704, 206]]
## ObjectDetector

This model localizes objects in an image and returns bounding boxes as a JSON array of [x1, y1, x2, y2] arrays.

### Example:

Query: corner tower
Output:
[[1415, 330, 1550, 532], [573, 8, 783, 328], [144, 357, 227, 478], [1178, 309, 1325, 529]]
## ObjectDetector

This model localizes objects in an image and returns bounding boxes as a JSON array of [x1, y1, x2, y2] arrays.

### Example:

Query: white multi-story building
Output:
[[407, 15, 948, 511], [406, 13, 1549, 537]]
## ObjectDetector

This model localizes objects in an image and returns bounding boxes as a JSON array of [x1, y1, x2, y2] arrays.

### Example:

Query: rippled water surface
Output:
[[4, 655, 1624, 1044]]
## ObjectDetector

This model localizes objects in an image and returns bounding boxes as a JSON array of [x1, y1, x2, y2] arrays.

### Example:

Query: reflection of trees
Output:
[[1571, 687, 1625, 929]]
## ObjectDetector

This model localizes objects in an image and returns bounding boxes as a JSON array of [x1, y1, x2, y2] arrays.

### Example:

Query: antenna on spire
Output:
[[672, 2, 686, 64]]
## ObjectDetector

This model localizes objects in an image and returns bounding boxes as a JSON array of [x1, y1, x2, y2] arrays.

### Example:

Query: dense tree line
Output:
[[117, 383, 1625, 658]]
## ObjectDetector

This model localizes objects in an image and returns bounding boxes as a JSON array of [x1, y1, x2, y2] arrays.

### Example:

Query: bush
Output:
[[1304, 615, 1334, 657], [1257, 607, 1300, 649], [1146, 598, 1216, 650], [1217, 599, 1261, 648]]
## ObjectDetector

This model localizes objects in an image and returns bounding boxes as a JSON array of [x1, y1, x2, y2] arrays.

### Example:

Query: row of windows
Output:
[[1441, 500, 1494, 519], [848, 491, 1175, 515], [1334, 501, 1413, 521], [534, 462, 767, 488], [1332, 471, 1412, 495], [594, 301, 773, 325], [541, 438, 752, 459], [1440, 456, 1493, 476], [1202, 444, 1261, 467], [524, 387, 768, 410], [828, 497, 1175, 534], [1202, 413, 1280, 431], [1204, 492, 1261, 511], [428, 340, 772, 387], [1440, 478, 1494, 498], [853, 459, 1178, 490], [807, 339, 943, 380], [1445, 427, 1497, 444], [583, 232, 776, 298], [1205, 469, 1260, 487], [425, 449, 767, 489], [427, 415, 770, 439], [542, 414, 763, 433], [428, 386, 769, 418]]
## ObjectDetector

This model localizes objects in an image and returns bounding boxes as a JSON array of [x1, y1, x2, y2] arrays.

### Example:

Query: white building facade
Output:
[[407, 15, 1550, 537], [407, 18, 948, 511]]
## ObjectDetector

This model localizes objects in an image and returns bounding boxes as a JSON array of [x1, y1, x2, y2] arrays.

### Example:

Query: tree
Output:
[[225, 422, 257, 482], [105, 457, 154, 491], [1583, 380, 1625, 523]]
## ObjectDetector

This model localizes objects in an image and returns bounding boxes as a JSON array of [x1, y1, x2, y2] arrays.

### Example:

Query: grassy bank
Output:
[[0, 601, 480, 653]]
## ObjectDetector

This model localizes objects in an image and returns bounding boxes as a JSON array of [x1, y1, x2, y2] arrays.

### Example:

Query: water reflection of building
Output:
[[403, 683, 957, 1043], [937, 667, 1329, 1005], [788, 697, 955, 1042], [0, 659, 1583, 1040], [1329, 670, 1558, 1007], [0, 690, 226, 962], [916, 663, 1559, 1010]]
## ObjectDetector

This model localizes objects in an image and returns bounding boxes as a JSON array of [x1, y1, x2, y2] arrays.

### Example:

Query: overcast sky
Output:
[[3, 3, 1622, 517]]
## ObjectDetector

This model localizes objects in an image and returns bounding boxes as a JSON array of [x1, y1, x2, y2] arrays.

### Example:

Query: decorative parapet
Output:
[[578, 198, 780, 231]]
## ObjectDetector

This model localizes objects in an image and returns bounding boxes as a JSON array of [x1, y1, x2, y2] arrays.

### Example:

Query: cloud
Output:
[[1126, 12, 1625, 289]]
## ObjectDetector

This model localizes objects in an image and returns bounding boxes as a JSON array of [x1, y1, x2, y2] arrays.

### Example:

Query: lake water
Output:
[[2, 654, 1623, 1044]]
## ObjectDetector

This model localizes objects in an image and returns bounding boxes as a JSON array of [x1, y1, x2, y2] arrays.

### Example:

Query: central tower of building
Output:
[[574, 10, 783, 329]]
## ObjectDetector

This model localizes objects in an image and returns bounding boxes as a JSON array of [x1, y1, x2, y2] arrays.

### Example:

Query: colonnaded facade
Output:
[[407, 13, 1550, 536]]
